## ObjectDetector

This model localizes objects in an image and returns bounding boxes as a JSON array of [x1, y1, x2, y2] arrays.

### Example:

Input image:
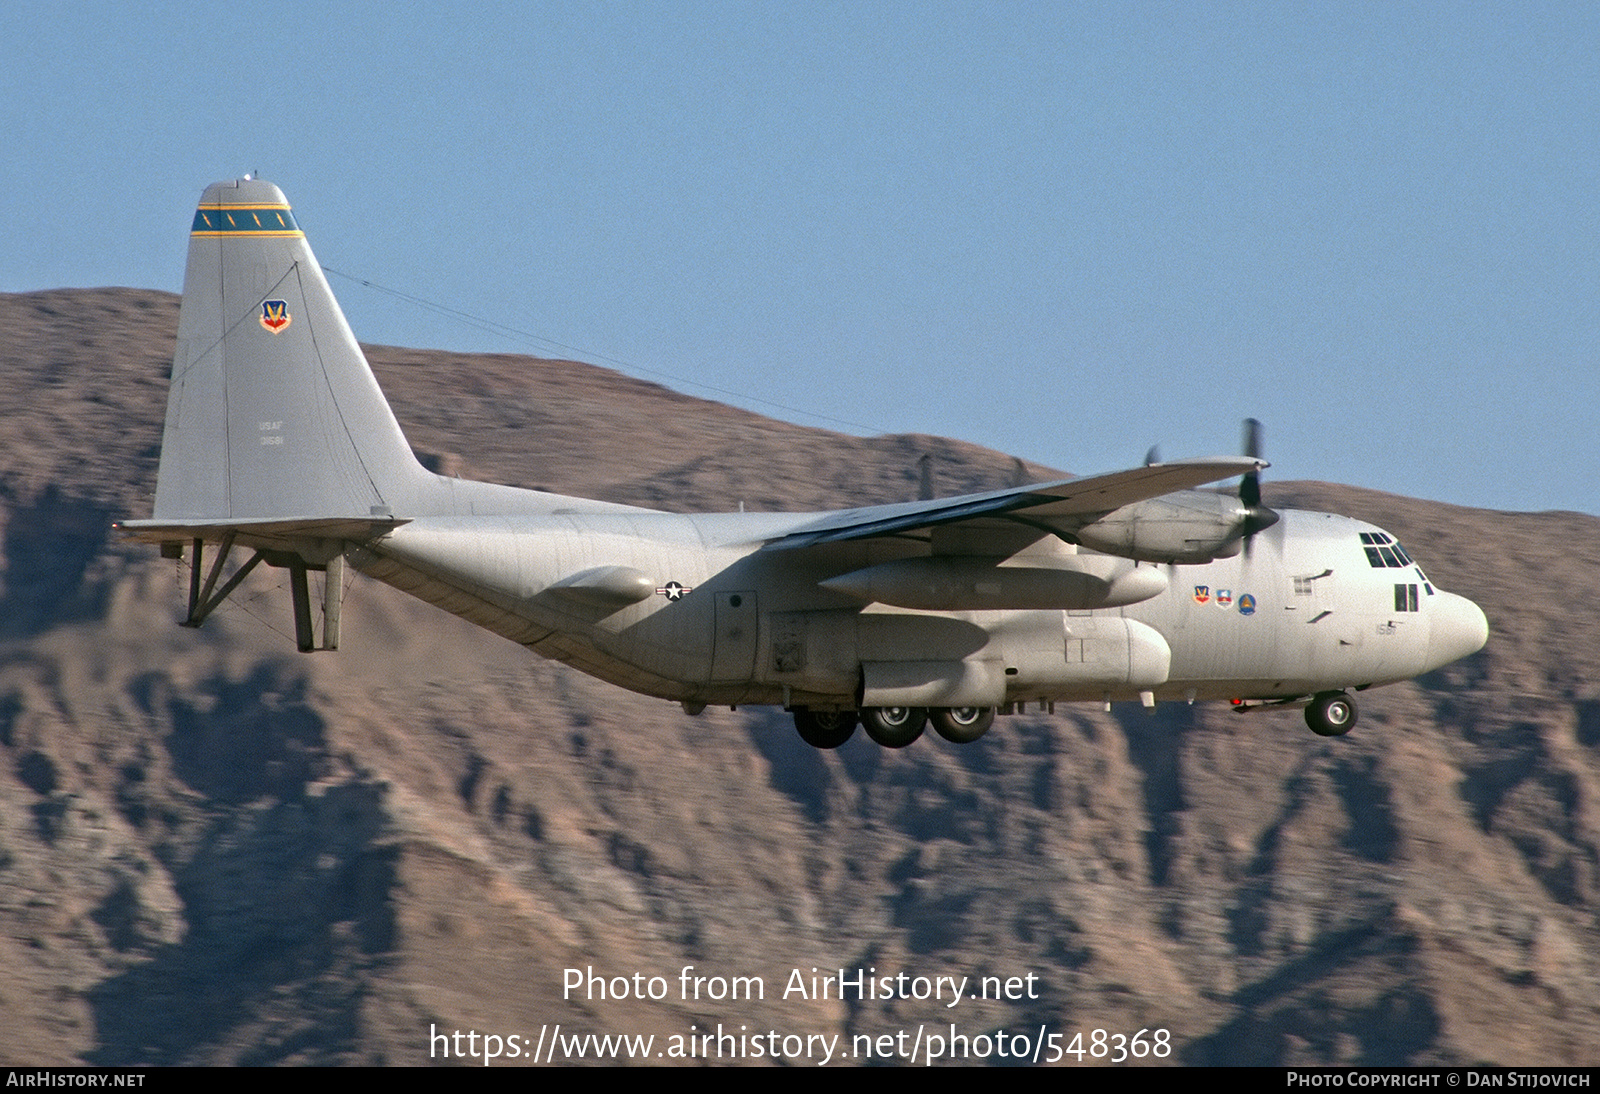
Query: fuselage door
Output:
[[711, 591, 758, 681]]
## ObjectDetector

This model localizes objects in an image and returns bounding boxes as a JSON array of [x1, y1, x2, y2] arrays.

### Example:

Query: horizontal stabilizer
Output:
[[117, 515, 407, 549]]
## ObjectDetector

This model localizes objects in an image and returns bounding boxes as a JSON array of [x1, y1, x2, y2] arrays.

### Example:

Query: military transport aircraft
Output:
[[118, 178, 1488, 748]]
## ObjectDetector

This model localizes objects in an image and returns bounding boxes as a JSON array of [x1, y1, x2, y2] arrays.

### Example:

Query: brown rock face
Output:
[[0, 288, 1595, 1065]]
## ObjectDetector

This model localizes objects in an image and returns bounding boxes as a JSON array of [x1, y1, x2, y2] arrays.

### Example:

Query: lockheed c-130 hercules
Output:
[[118, 178, 1489, 749]]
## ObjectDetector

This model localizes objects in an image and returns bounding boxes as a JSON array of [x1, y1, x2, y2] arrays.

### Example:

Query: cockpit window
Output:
[[1360, 531, 1413, 568]]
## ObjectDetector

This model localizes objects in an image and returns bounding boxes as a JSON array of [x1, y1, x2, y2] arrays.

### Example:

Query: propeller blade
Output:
[[1237, 418, 1275, 556], [1242, 417, 1263, 461], [1240, 418, 1263, 509]]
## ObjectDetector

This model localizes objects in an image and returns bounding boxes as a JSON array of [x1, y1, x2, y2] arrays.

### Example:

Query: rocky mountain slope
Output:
[[1, 288, 1596, 1065]]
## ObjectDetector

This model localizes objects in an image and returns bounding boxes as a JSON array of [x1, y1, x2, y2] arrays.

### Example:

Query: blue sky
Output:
[[6, 2, 1597, 514]]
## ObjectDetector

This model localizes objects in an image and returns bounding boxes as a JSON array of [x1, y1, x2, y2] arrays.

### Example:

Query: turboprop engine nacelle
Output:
[[820, 553, 1169, 611], [1074, 490, 1274, 564]]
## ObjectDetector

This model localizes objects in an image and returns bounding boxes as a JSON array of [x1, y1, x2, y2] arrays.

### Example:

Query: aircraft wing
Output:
[[766, 457, 1263, 548]]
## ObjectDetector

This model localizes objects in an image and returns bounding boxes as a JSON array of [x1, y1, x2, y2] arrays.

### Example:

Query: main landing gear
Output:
[[793, 708, 858, 749], [929, 707, 995, 743], [1305, 691, 1359, 737], [791, 706, 995, 750], [861, 706, 925, 748]]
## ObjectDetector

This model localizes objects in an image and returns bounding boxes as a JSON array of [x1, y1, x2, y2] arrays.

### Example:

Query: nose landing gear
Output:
[[1305, 691, 1358, 737]]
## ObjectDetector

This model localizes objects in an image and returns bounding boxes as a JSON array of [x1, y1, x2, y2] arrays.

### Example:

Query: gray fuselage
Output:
[[350, 504, 1485, 711]]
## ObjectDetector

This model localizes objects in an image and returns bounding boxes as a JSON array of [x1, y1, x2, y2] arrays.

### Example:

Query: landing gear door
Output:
[[711, 591, 758, 682]]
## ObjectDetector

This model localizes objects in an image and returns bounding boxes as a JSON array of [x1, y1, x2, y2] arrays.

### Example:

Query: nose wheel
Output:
[[1305, 691, 1358, 737]]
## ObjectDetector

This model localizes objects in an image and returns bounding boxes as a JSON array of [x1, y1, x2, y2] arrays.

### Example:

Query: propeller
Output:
[[1237, 418, 1278, 555]]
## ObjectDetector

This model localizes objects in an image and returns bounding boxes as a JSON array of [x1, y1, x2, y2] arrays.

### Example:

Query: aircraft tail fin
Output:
[[152, 177, 435, 524]]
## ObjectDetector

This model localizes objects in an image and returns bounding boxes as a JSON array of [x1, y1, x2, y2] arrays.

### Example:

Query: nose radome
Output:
[[1426, 592, 1489, 672]]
